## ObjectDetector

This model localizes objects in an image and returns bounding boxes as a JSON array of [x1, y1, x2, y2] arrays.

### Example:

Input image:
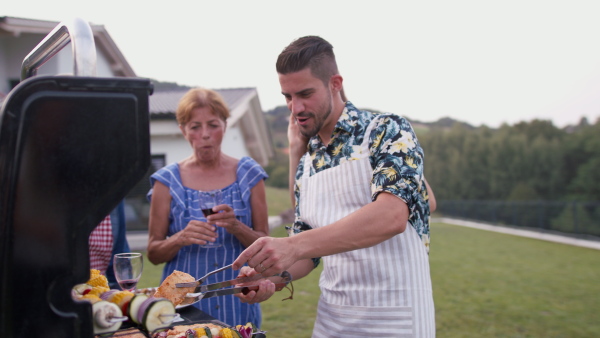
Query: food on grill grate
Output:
[[156, 322, 260, 338], [127, 293, 149, 324], [154, 270, 196, 306], [80, 294, 102, 303], [71, 272, 122, 334], [159, 323, 225, 338], [73, 283, 93, 295], [88, 274, 110, 288], [107, 291, 135, 314], [137, 297, 176, 333], [100, 289, 120, 301], [106, 327, 147, 338], [88, 286, 110, 297], [72, 269, 264, 337], [92, 300, 125, 334]]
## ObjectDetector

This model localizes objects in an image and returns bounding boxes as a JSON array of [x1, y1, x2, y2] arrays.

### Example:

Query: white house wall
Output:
[[95, 52, 114, 77], [36, 42, 114, 77], [221, 124, 250, 160], [151, 120, 180, 136], [1, 34, 45, 92], [151, 135, 189, 165]]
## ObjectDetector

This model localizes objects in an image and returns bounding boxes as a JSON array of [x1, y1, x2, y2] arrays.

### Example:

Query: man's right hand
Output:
[[234, 266, 277, 304]]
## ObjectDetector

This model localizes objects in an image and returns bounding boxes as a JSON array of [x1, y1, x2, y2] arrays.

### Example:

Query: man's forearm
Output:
[[289, 192, 409, 260], [286, 258, 316, 282]]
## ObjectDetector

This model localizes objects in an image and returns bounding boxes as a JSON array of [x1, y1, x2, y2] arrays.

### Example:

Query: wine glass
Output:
[[198, 190, 223, 248], [113, 252, 143, 291]]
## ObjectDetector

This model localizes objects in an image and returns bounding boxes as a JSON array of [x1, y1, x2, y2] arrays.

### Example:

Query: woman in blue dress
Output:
[[146, 88, 270, 327]]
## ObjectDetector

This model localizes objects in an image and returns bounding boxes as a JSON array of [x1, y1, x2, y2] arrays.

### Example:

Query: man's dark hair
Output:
[[276, 36, 339, 87]]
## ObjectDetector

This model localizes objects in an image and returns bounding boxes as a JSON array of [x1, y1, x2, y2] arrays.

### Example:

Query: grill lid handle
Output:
[[20, 17, 97, 80]]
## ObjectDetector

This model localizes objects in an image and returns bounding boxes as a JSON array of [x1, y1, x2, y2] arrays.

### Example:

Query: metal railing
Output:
[[437, 200, 600, 237]]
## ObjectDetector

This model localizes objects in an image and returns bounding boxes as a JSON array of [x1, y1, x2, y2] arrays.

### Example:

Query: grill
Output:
[[0, 18, 153, 337], [0, 17, 240, 338]]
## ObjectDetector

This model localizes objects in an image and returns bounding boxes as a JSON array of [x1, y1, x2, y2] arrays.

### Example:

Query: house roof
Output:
[[0, 16, 135, 77]]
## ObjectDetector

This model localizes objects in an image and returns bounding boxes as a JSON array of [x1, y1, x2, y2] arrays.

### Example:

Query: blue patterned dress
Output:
[[147, 156, 268, 327]]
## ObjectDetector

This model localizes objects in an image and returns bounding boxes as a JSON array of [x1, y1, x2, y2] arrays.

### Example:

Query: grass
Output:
[[136, 189, 600, 337], [265, 185, 293, 217], [259, 225, 321, 337], [138, 254, 164, 289], [431, 223, 600, 337]]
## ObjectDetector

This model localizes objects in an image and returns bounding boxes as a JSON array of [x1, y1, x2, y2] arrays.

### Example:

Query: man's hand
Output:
[[234, 266, 277, 304], [233, 237, 298, 277]]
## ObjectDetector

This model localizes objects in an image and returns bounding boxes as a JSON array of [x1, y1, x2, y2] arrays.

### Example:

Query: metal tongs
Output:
[[175, 264, 292, 308], [175, 263, 234, 291], [175, 263, 289, 293]]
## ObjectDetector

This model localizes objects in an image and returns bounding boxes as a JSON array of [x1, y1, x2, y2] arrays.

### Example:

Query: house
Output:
[[1, 16, 274, 229], [0, 16, 135, 90]]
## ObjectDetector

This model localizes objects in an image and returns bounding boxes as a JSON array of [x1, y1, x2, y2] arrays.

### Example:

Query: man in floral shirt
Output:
[[234, 36, 435, 337], [290, 100, 432, 251]]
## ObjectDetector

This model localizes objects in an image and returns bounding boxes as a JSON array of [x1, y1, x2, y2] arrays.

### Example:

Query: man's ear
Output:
[[330, 74, 344, 94]]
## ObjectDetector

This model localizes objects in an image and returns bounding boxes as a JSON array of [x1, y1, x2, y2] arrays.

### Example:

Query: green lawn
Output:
[[258, 225, 320, 337], [137, 190, 600, 337], [431, 223, 600, 337], [265, 185, 293, 217], [138, 254, 164, 289]]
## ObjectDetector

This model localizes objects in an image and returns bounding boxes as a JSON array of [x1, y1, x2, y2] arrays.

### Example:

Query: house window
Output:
[[123, 154, 166, 231], [151, 155, 166, 174]]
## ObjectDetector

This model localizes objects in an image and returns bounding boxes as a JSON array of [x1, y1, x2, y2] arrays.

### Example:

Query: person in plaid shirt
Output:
[[88, 201, 130, 289]]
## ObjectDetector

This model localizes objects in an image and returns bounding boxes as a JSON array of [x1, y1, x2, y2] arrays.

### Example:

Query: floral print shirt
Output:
[[289, 101, 432, 257]]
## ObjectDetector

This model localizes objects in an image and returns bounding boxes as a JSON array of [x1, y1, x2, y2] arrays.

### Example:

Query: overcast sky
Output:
[[5, 1, 600, 127]]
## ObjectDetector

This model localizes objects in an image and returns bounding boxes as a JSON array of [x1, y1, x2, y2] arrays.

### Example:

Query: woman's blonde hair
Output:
[[176, 88, 230, 125]]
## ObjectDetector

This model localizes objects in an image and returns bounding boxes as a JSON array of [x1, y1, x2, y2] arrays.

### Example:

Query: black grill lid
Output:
[[0, 75, 153, 337]]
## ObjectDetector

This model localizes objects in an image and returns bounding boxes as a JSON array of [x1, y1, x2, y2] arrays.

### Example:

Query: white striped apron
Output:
[[299, 120, 436, 337]]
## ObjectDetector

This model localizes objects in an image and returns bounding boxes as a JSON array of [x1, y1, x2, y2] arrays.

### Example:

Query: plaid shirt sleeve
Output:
[[88, 215, 114, 275]]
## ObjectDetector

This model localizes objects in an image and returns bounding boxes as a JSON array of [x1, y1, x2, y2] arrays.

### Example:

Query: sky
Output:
[[4, 1, 600, 128]]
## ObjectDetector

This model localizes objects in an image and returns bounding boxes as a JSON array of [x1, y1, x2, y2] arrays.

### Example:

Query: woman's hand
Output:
[[208, 204, 240, 233], [287, 113, 310, 159], [176, 219, 218, 246], [288, 114, 310, 204], [234, 266, 276, 304]]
